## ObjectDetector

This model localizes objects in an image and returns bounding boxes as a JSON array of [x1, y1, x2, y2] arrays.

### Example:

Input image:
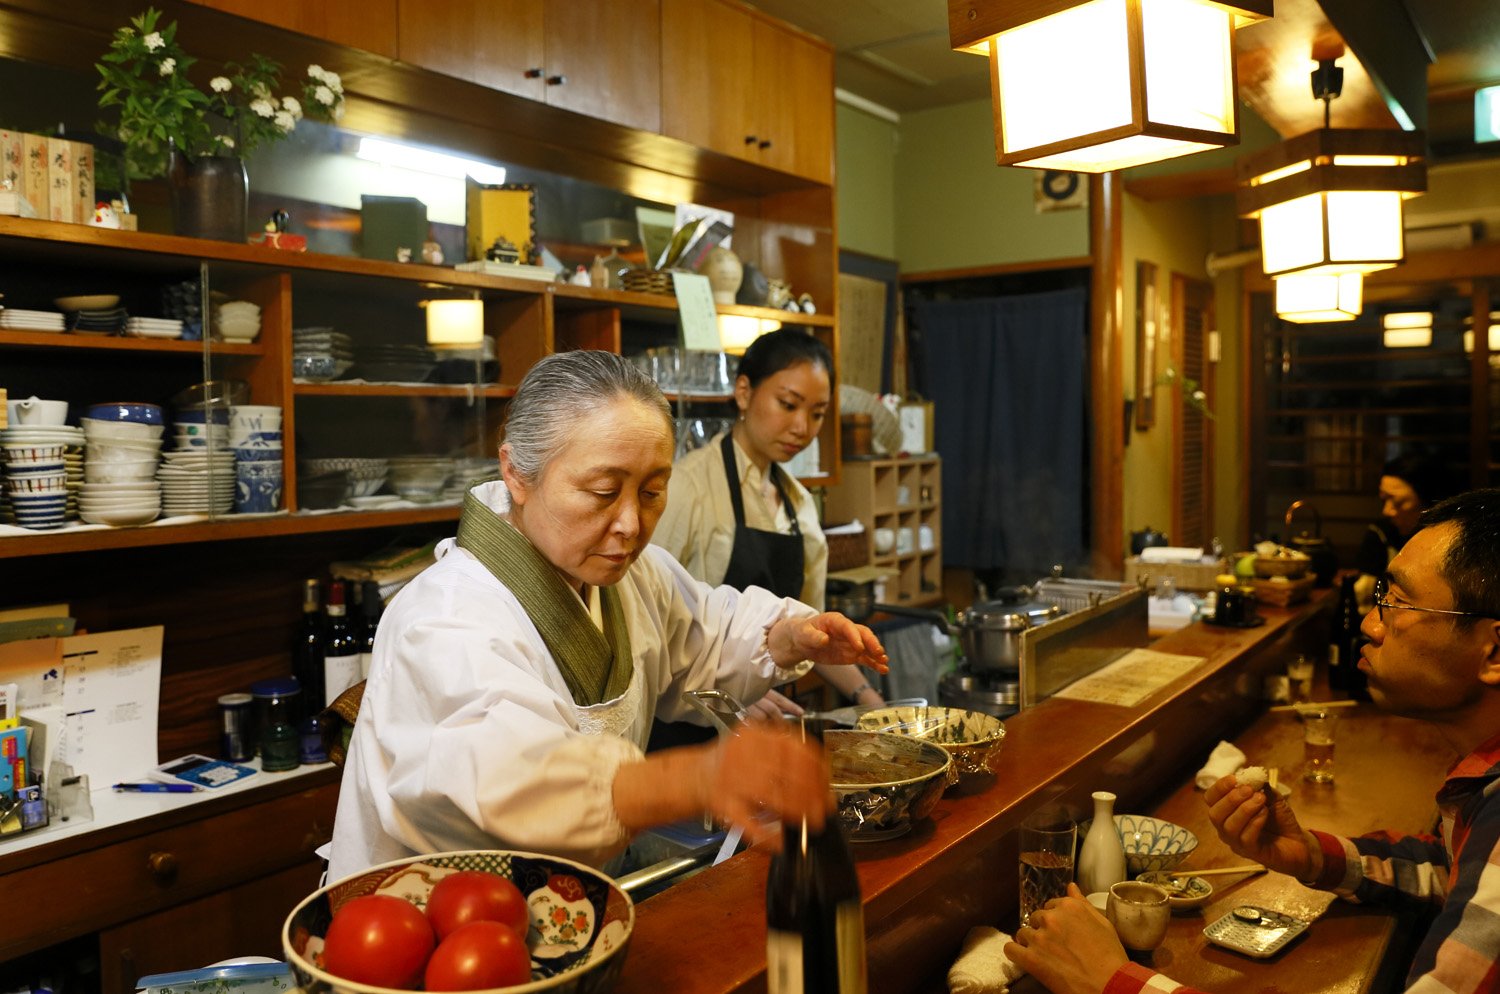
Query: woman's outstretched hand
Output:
[[768, 613, 889, 673]]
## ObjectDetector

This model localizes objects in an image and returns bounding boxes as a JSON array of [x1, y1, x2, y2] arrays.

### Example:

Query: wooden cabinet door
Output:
[[185, 0, 398, 58], [543, 0, 662, 133], [660, 0, 757, 160], [753, 18, 834, 184], [99, 862, 324, 994], [397, 0, 545, 101]]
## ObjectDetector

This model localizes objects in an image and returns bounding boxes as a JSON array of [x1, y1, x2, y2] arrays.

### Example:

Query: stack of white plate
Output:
[[157, 450, 235, 515], [79, 480, 161, 526], [0, 308, 66, 332], [0, 425, 83, 523], [124, 317, 184, 340]]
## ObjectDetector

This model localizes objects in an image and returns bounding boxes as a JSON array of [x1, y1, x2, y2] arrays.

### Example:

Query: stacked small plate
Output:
[[352, 342, 436, 383], [0, 308, 66, 332], [124, 316, 184, 340], [0, 424, 83, 525], [292, 327, 354, 382], [79, 479, 162, 526], [66, 307, 129, 335], [158, 449, 236, 516]]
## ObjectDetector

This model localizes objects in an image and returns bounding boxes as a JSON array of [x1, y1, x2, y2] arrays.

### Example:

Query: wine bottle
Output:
[[292, 578, 325, 721], [1328, 574, 1357, 695], [765, 726, 867, 994], [322, 580, 361, 708], [358, 579, 383, 680], [1342, 575, 1371, 701]]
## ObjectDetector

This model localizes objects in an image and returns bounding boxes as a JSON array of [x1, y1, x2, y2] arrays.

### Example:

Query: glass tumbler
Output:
[[1018, 806, 1076, 926], [1302, 707, 1338, 783]]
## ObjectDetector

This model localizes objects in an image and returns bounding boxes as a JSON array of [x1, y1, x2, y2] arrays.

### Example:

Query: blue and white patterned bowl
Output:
[[1114, 815, 1198, 875], [284, 849, 634, 994]]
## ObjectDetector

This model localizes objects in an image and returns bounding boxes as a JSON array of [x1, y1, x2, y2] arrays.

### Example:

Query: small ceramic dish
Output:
[[55, 294, 121, 311], [1136, 870, 1213, 911]]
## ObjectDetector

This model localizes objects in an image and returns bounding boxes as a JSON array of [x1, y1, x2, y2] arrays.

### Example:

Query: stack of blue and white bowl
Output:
[[80, 403, 165, 525], [159, 407, 234, 516], [2, 437, 70, 529], [231, 405, 283, 514]]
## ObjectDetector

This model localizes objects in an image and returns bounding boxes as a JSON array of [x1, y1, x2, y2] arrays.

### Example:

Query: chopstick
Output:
[[1171, 864, 1266, 879], [1269, 699, 1359, 713]]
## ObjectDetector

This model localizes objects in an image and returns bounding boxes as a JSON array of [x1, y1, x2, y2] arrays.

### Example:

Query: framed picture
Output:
[[465, 180, 537, 263], [1135, 260, 1159, 430]]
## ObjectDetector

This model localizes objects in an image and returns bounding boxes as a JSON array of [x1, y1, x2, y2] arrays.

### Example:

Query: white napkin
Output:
[[948, 926, 1026, 994], [1195, 739, 1247, 789], [1139, 546, 1205, 564]]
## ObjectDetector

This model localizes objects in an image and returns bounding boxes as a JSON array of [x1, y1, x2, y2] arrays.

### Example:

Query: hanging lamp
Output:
[[947, 0, 1273, 172], [1238, 59, 1426, 278], [1275, 272, 1363, 323]]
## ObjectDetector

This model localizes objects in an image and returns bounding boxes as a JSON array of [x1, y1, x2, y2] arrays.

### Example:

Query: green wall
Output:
[[834, 103, 898, 260], [892, 99, 1089, 273]]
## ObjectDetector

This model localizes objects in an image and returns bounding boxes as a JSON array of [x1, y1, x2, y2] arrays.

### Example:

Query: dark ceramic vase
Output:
[[167, 149, 247, 243]]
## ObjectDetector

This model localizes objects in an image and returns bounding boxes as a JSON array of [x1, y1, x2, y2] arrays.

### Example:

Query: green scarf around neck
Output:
[[455, 488, 634, 706]]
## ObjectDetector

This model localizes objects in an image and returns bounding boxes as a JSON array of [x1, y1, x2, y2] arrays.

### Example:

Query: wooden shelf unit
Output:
[[822, 455, 943, 606]]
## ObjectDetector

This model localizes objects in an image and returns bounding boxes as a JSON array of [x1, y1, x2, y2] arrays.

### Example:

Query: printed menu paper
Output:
[[1051, 648, 1205, 708], [58, 626, 162, 787]]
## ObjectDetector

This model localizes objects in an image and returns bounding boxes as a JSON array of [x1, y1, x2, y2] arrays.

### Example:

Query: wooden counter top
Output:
[[615, 594, 1337, 994]]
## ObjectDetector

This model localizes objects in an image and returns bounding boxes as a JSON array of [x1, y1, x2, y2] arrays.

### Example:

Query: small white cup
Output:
[[874, 527, 896, 554]]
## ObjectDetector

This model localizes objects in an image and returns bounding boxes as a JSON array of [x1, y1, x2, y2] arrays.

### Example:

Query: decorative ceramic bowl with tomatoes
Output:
[[283, 849, 634, 993]]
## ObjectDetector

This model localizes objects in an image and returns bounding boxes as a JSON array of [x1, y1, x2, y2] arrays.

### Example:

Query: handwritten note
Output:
[[58, 626, 162, 786], [1051, 648, 1205, 708], [671, 272, 722, 351]]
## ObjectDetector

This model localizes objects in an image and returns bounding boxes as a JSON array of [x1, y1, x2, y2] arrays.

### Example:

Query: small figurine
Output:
[[797, 293, 817, 315], [267, 209, 291, 234], [395, 246, 412, 263], [421, 240, 444, 266], [485, 236, 521, 265], [590, 255, 609, 288], [89, 201, 120, 229], [569, 264, 592, 287]]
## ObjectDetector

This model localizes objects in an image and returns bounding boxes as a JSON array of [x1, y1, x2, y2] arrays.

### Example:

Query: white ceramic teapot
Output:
[[6, 396, 69, 426]]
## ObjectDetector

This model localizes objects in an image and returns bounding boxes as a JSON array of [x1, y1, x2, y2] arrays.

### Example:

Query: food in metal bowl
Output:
[[855, 705, 1006, 778], [284, 848, 634, 994], [825, 729, 952, 841]]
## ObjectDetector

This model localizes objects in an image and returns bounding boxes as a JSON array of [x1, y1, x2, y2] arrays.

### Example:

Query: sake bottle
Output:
[[1076, 790, 1127, 894], [765, 724, 867, 994]]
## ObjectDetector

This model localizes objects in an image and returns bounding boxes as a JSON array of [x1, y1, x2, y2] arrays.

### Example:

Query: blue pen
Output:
[[112, 782, 202, 793]]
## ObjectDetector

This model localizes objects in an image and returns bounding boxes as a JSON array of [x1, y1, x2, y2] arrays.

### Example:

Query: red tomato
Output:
[[426, 870, 530, 940], [321, 894, 435, 989], [424, 920, 532, 991]]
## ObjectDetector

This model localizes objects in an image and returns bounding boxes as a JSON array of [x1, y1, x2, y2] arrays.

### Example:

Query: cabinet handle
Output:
[[758, 139, 772, 150], [524, 67, 544, 78], [147, 850, 179, 881], [744, 135, 758, 145], [546, 74, 567, 86]]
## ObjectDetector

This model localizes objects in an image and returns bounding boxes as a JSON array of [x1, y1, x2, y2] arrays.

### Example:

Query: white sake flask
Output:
[[1077, 790, 1127, 894]]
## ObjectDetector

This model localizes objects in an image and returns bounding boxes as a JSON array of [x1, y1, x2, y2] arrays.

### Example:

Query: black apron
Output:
[[647, 433, 807, 750]]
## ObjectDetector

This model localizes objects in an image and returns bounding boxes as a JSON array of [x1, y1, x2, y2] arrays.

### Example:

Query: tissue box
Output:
[[1124, 556, 1228, 592]]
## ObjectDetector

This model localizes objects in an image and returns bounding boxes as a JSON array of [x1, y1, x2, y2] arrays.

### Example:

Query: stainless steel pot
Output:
[[826, 579, 875, 622], [876, 599, 1059, 674]]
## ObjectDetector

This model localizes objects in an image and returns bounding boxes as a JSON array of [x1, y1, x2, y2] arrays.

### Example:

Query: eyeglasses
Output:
[[1373, 577, 1492, 624]]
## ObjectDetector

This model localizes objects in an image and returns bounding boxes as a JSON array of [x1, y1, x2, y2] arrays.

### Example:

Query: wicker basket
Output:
[[1124, 556, 1229, 592], [826, 528, 870, 571], [621, 269, 676, 295], [1252, 573, 1316, 606], [1253, 554, 1311, 579]]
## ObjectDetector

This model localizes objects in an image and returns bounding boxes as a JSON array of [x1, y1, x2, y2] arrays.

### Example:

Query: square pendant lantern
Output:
[[948, 0, 1272, 173], [1237, 128, 1426, 277], [1274, 272, 1363, 324]]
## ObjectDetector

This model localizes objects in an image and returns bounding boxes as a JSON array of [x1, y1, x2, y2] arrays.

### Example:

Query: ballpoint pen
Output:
[[112, 782, 203, 793]]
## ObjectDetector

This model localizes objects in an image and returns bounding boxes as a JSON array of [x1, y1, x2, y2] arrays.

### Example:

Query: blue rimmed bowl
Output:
[[86, 402, 163, 425], [1115, 815, 1198, 875], [283, 849, 634, 994]]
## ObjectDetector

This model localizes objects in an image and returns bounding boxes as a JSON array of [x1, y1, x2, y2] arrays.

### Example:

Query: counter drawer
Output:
[[0, 781, 337, 961]]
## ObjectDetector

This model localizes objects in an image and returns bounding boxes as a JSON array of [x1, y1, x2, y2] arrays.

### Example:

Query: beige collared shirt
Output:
[[653, 432, 827, 608]]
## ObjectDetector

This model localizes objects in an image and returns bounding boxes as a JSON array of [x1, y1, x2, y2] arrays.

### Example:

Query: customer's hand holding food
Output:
[[1205, 775, 1321, 881], [768, 612, 888, 673]]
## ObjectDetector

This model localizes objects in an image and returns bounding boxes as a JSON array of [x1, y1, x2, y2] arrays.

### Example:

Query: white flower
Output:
[[143, 31, 163, 51], [250, 98, 276, 118], [217, 135, 236, 150], [281, 95, 302, 118], [324, 71, 343, 94], [210, 76, 232, 93], [313, 85, 335, 106], [158, 57, 175, 76], [274, 111, 296, 132], [307, 64, 325, 82], [1191, 389, 1207, 403]]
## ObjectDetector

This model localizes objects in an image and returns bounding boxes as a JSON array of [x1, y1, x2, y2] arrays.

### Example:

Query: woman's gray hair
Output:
[[501, 350, 672, 485]]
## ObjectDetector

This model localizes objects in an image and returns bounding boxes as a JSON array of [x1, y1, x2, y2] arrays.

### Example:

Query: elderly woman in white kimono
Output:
[[328, 350, 888, 881]]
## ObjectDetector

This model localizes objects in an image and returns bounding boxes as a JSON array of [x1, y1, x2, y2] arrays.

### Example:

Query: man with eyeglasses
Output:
[[1007, 489, 1500, 994]]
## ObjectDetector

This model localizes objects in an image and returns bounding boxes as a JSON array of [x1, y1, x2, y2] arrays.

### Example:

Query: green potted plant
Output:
[[95, 7, 345, 242]]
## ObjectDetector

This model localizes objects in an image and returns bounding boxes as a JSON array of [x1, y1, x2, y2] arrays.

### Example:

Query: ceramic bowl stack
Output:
[[214, 300, 262, 343], [388, 455, 453, 502], [291, 327, 353, 382], [352, 342, 436, 383], [2, 436, 70, 529], [81, 413, 165, 525], [300, 457, 388, 498], [231, 405, 283, 514], [171, 409, 229, 450], [442, 455, 495, 502]]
